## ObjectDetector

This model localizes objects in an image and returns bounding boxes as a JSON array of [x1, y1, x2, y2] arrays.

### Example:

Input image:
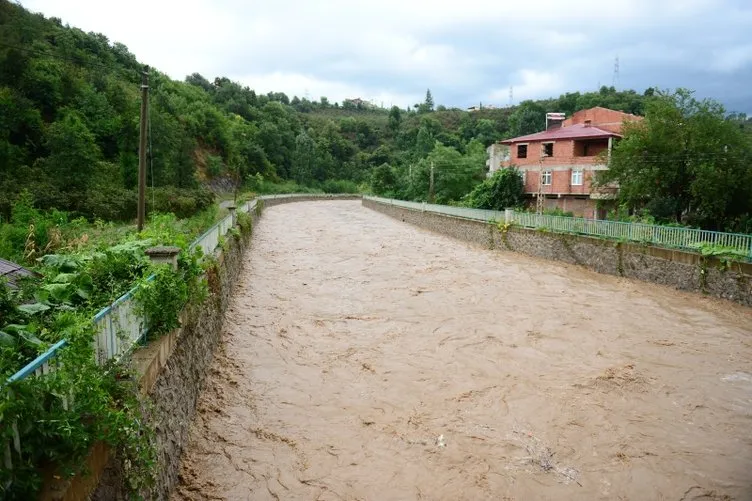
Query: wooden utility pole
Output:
[[428, 161, 435, 203], [137, 66, 149, 232]]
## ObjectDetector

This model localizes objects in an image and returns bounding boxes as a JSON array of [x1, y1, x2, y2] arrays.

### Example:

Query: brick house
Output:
[[494, 107, 642, 218]]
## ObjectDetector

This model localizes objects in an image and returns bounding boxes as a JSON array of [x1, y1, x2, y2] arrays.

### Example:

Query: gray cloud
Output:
[[19, 0, 752, 113]]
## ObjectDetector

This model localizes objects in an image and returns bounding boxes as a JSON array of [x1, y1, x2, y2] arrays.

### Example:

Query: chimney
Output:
[[584, 119, 592, 128]]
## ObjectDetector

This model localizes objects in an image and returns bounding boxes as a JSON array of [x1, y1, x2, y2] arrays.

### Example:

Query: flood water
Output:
[[172, 200, 752, 501]]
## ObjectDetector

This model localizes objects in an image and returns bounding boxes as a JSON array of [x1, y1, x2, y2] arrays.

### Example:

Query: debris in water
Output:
[[436, 434, 446, 448]]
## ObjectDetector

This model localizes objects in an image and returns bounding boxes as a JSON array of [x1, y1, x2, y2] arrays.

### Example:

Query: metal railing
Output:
[[365, 196, 752, 260], [509, 211, 752, 257], [91, 282, 149, 366], [364, 196, 505, 222], [6, 198, 266, 386], [1, 193, 350, 475], [7, 194, 342, 383]]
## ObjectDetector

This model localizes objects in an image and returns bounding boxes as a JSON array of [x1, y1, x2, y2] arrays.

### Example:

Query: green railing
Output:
[[364, 196, 752, 260]]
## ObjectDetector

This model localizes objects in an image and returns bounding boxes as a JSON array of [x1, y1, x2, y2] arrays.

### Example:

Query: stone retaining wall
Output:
[[363, 198, 752, 307], [89, 196, 344, 500]]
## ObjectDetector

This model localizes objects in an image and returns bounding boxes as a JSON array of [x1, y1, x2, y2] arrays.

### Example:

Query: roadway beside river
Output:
[[173, 200, 752, 501]]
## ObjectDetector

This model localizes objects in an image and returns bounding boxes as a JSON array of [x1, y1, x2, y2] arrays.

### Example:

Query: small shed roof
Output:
[[0, 258, 38, 289]]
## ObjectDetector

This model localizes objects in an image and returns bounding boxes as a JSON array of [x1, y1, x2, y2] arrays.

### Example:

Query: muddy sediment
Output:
[[172, 200, 752, 501]]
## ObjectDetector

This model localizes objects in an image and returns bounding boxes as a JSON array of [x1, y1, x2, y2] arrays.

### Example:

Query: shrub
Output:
[[148, 186, 216, 219], [462, 168, 524, 210], [321, 179, 359, 193]]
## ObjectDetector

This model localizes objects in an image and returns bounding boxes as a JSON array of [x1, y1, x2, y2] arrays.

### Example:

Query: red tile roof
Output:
[[500, 123, 620, 144]]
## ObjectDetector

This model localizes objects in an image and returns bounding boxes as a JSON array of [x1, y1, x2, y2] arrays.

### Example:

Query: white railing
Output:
[[508, 211, 752, 258], [365, 196, 752, 260], [365, 196, 505, 222], [91, 283, 148, 366]]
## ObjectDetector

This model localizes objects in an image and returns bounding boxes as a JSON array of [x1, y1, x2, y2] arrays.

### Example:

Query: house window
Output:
[[542, 142, 554, 157], [517, 144, 528, 159], [571, 169, 583, 186], [542, 170, 552, 185]]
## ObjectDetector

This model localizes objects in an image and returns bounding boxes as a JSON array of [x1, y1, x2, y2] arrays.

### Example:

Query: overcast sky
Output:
[[18, 0, 752, 113]]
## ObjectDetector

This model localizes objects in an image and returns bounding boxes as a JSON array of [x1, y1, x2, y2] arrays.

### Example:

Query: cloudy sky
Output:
[[19, 0, 752, 113]]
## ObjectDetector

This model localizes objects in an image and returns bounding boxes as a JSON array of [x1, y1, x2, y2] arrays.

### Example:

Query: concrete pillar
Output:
[[228, 205, 237, 226], [504, 208, 514, 224], [145, 246, 181, 270]]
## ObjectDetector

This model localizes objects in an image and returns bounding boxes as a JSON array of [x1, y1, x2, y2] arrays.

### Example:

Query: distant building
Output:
[[343, 98, 375, 109], [468, 104, 498, 112], [493, 107, 642, 218]]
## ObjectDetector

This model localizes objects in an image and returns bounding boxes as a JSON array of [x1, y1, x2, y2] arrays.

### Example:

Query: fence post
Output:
[[145, 246, 181, 271], [228, 205, 237, 226], [504, 208, 513, 224]]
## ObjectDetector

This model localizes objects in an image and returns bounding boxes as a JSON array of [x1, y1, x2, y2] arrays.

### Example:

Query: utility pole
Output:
[[536, 158, 544, 215], [428, 161, 435, 203], [612, 56, 620, 88], [137, 66, 149, 232]]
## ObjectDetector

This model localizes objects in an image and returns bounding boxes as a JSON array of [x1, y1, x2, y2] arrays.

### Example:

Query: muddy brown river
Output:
[[172, 200, 752, 501]]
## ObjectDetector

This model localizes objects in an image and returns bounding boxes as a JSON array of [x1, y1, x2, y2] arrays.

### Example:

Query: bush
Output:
[[463, 168, 524, 210], [320, 179, 359, 194], [82, 186, 137, 222], [206, 154, 224, 177], [148, 186, 215, 219], [244, 174, 323, 194], [543, 207, 575, 218], [0, 192, 85, 262]]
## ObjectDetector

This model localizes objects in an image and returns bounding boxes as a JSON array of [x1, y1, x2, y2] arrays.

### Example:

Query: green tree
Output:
[[425, 89, 434, 111], [417, 89, 434, 114], [598, 89, 752, 228], [463, 168, 525, 210], [410, 140, 486, 203], [371, 163, 398, 196], [388, 105, 402, 134], [42, 110, 101, 210], [292, 130, 316, 184], [508, 101, 545, 137], [415, 126, 434, 159]]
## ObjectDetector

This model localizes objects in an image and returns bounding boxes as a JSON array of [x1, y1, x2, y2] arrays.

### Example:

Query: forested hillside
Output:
[[0, 0, 677, 219]]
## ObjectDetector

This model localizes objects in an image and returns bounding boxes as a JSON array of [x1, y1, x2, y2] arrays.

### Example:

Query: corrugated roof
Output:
[[0, 258, 38, 289], [500, 123, 620, 144]]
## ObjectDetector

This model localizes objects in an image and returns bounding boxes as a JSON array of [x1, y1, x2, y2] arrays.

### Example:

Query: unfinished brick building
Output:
[[496, 107, 642, 218]]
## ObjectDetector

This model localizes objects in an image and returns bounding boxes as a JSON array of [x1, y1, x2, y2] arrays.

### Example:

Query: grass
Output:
[[0, 203, 227, 268]]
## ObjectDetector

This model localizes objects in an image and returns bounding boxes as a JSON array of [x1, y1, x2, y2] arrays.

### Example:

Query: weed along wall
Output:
[[362, 198, 752, 307], [27, 195, 354, 501]]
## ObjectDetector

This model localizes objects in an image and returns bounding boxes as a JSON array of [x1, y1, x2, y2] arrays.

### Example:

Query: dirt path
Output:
[[172, 200, 752, 501]]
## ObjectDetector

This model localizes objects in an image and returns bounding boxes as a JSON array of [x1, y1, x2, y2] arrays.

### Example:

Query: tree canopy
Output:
[[598, 89, 752, 230], [2, 2, 749, 230]]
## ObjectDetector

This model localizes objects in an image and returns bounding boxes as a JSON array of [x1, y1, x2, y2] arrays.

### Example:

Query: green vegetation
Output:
[[1, 1, 750, 496], [462, 168, 525, 210], [0, 203, 221, 498], [0, 1, 664, 221], [598, 89, 752, 232], [0, 192, 222, 264]]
